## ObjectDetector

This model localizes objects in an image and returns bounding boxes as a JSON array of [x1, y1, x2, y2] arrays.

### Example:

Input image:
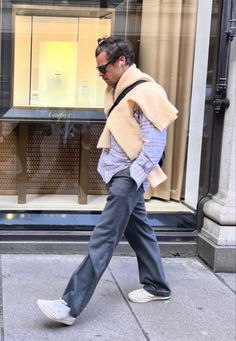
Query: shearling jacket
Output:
[[97, 64, 178, 187]]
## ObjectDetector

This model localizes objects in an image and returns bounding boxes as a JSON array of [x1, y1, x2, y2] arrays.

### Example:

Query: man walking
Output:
[[37, 37, 178, 326]]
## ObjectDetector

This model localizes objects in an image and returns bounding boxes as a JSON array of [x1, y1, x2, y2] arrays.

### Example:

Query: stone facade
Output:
[[198, 37, 236, 272]]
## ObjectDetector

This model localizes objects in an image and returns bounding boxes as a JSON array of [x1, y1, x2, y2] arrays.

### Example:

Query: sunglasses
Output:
[[96, 61, 112, 74]]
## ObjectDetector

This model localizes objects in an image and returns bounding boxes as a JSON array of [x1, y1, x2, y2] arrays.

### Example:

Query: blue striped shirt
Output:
[[97, 107, 166, 191]]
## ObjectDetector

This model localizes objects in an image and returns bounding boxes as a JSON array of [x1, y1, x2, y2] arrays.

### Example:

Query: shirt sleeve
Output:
[[130, 108, 167, 188]]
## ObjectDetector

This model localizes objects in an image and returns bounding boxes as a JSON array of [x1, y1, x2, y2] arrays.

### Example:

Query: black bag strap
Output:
[[108, 80, 148, 115], [158, 151, 165, 167], [107, 79, 165, 167]]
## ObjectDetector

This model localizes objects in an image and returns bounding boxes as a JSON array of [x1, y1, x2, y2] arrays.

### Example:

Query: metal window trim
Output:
[[185, 0, 213, 209]]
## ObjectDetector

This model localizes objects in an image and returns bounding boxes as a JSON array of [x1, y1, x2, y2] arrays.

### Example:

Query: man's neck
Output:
[[112, 64, 131, 89]]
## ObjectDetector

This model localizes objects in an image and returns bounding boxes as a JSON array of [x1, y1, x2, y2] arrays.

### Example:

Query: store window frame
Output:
[[0, 0, 229, 249]]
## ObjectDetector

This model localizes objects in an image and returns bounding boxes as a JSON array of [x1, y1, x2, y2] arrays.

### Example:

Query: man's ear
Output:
[[119, 55, 126, 66]]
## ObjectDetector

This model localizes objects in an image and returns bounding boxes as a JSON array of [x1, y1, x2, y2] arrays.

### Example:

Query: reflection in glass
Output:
[[0, 1, 200, 213], [13, 13, 111, 108]]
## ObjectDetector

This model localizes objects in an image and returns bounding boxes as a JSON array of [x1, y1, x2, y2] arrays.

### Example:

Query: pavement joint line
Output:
[[197, 257, 236, 294], [213, 273, 236, 294], [108, 266, 151, 341], [0, 256, 4, 341]]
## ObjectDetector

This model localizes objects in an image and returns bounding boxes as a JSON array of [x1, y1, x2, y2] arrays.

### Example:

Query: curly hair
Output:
[[95, 36, 134, 66]]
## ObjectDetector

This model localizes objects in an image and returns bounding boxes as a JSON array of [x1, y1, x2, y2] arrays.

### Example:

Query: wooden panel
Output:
[[88, 123, 106, 192], [17, 123, 28, 203], [0, 123, 17, 194], [27, 123, 80, 194], [0, 122, 106, 201]]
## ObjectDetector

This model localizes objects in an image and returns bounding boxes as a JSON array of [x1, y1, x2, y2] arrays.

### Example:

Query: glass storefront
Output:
[[0, 0, 215, 233]]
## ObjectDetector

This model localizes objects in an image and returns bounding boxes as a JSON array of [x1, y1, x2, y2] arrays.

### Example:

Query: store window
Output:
[[13, 11, 111, 108], [0, 1, 209, 215]]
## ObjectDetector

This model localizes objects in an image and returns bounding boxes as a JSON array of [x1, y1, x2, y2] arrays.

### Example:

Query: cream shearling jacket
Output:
[[97, 64, 178, 187]]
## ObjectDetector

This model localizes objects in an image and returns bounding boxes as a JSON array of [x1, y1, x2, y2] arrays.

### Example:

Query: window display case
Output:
[[1, 3, 114, 205], [0, 0, 203, 221]]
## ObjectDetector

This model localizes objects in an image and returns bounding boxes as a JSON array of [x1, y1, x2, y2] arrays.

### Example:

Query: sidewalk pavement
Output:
[[0, 255, 235, 341]]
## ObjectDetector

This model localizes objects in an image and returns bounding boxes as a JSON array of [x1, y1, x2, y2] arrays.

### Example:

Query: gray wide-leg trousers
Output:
[[62, 168, 170, 317]]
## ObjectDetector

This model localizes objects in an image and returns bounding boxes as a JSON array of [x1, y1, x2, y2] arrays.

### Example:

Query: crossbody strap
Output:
[[107, 79, 165, 167], [108, 79, 148, 115]]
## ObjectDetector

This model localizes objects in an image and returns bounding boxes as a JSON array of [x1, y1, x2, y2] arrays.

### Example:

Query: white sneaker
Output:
[[37, 299, 76, 326], [128, 288, 171, 303]]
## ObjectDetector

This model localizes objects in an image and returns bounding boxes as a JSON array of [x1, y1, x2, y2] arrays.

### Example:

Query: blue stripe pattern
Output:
[[97, 108, 166, 190]]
